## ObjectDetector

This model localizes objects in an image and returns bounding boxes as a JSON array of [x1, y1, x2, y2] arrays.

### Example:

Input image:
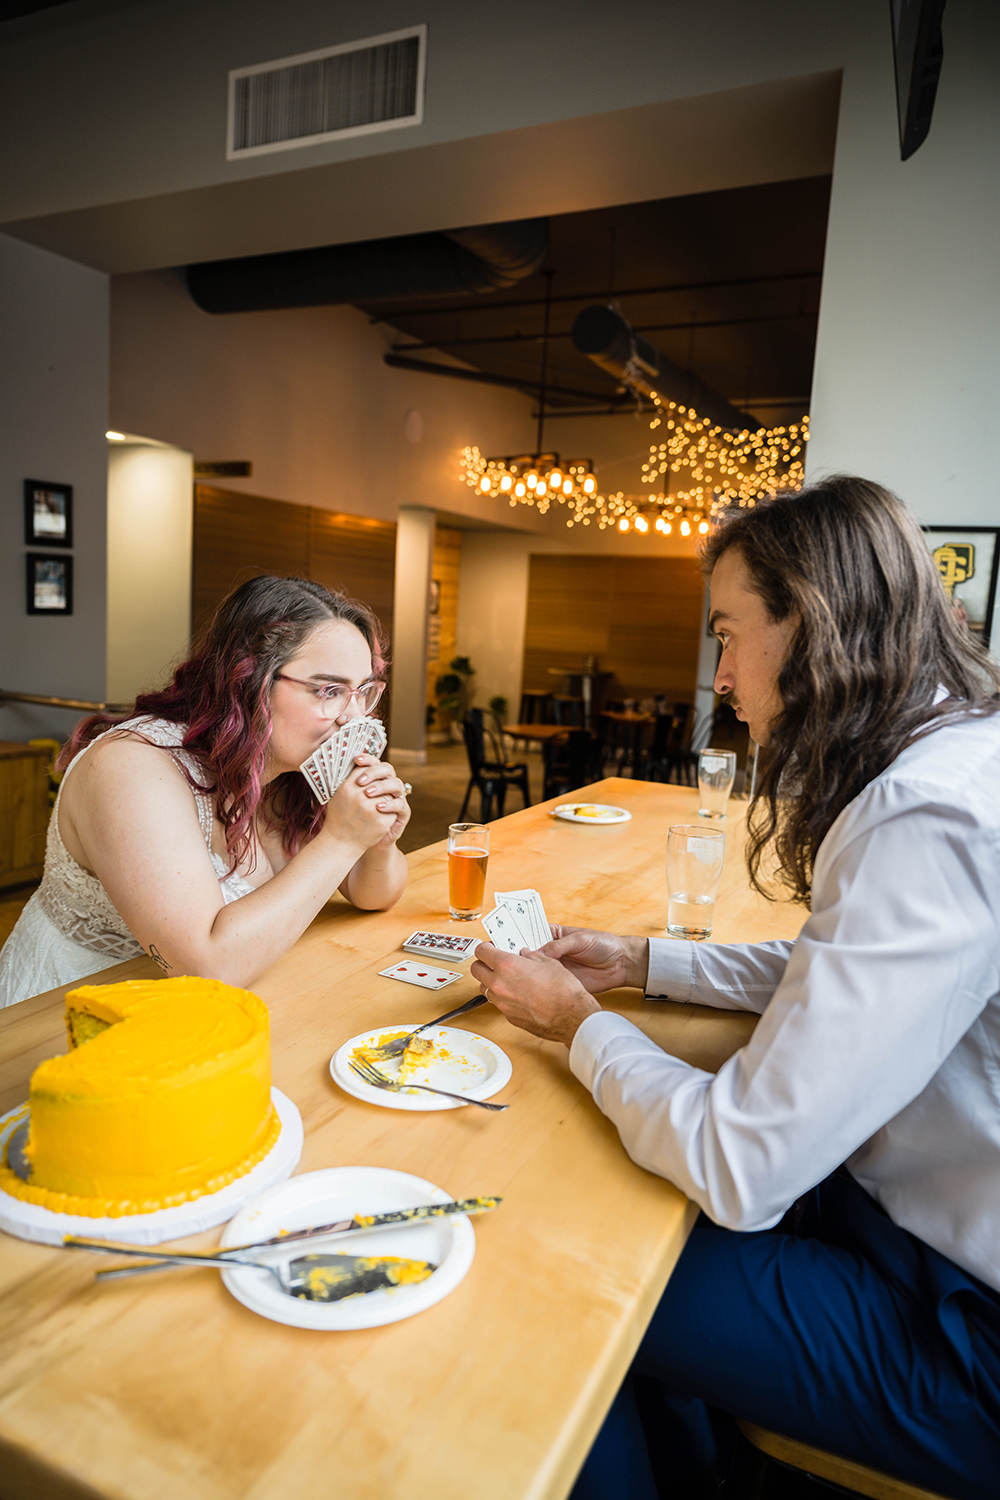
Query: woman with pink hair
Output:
[[0, 575, 410, 1008]]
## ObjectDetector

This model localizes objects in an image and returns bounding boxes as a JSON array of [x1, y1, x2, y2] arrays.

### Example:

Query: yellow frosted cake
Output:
[[0, 976, 281, 1217]]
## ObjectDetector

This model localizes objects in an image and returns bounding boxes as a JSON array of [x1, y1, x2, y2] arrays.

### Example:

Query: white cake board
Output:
[[0, 1086, 302, 1247]]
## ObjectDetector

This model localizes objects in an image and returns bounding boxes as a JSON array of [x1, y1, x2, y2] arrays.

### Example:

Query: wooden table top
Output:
[[0, 779, 805, 1500], [505, 723, 577, 743]]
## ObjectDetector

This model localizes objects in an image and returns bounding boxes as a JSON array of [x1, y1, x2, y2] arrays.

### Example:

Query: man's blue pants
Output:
[[571, 1172, 1000, 1499]]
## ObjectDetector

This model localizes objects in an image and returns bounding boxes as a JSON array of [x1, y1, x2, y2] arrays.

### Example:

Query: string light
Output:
[[461, 405, 809, 540]]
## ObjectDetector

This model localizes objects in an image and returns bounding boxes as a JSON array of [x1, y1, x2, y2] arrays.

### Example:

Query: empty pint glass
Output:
[[448, 823, 490, 920], [665, 823, 726, 939], [698, 748, 737, 819]]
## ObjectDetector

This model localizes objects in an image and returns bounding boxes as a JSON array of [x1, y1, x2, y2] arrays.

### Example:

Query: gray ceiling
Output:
[[362, 175, 830, 426]]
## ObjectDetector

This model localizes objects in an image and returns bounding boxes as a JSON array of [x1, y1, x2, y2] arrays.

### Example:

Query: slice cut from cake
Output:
[[0, 976, 280, 1217]]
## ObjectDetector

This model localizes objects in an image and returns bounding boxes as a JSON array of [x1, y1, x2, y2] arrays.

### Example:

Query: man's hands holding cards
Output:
[[471, 944, 601, 1047], [473, 889, 601, 1046]]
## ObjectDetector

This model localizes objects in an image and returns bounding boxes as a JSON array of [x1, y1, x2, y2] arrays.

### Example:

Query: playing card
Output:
[[481, 903, 532, 954], [378, 960, 463, 989], [402, 931, 479, 960], [493, 888, 551, 949], [299, 716, 387, 803]]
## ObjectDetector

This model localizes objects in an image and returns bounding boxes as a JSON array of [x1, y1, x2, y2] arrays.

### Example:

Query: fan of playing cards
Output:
[[299, 716, 387, 804], [482, 888, 552, 953]]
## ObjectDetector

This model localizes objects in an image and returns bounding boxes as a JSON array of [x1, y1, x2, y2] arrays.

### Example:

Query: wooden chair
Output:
[[737, 1420, 953, 1500], [458, 709, 531, 822], [518, 689, 552, 724]]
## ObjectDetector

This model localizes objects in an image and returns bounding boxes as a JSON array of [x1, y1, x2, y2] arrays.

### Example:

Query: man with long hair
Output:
[[473, 477, 1000, 1498]]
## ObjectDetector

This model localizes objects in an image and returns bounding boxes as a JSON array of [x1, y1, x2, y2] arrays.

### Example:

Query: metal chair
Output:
[[458, 709, 531, 822], [642, 703, 696, 785], [736, 1420, 953, 1500], [541, 729, 602, 801]]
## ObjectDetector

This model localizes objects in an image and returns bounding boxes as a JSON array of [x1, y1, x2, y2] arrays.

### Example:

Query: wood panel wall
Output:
[[426, 526, 462, 729], [522, 554, 704, 705], [193, 485, 397, 721], [193, 485, 396, 642]]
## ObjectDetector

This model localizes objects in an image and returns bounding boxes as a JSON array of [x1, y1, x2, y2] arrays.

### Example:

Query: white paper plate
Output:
[[551, 803, 632, 824], [219, 1166, 476, 1330], [330, 1024, 512, 1112], [0, 1088, 302, 1247]]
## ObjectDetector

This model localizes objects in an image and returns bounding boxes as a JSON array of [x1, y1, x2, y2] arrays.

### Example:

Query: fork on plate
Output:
[[349, 1057, 508, 1112], [365, 994, 490, 1061]]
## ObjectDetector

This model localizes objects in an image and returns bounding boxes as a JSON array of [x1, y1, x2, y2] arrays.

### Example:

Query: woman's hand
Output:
[[318, 754, 407, 852], [353, 754, 411, 847], [539, 926, 650, 994], [470, 942, 601, 1046]]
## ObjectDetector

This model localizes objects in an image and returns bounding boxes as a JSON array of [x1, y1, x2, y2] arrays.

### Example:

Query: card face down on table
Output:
[[402, 932, 479, 961], [299, 717, 387, 803], [482, 889, 551, 953]]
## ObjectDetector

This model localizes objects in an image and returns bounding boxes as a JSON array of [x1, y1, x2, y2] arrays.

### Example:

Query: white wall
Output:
[[806, 0, 1000, 524], [106, 440, 193, 703], [0, 233, 109, 742], [110, 269, 551, 528]]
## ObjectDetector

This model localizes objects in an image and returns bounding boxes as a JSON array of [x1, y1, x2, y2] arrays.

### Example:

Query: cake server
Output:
[[86, 1246, 436, 1301], [4, 1117, 30, 1181]]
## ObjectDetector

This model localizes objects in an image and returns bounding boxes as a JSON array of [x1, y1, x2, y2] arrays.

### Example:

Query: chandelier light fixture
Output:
[[460, 275, 810, 536]]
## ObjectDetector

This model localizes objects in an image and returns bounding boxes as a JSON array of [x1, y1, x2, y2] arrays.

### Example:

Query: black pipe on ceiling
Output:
[[186, 219, 549, 315], [572, 305, 760, 434]]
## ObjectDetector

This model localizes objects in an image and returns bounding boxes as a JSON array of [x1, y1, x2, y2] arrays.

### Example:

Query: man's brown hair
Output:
[[703, 475, 1000, 904]]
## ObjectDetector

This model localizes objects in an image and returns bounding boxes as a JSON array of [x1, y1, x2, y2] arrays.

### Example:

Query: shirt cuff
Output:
[[645, 937, 696, 1000], [569, 1009, 651, 1093]]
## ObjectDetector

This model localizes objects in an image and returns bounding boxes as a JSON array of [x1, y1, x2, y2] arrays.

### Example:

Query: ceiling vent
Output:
[[227, 25, 426, 160]]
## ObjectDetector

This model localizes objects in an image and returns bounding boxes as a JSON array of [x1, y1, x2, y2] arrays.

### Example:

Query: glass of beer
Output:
[[665, 823, 726, 939], [448, 823, 490, 920]]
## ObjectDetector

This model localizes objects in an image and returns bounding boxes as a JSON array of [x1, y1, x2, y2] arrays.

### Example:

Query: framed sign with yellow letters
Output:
[[923, 527, 1000, 650]]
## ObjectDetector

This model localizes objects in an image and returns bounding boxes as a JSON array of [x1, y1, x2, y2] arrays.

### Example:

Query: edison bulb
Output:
[[549, 468, 563, 489], [583, 475, 596, 494], [619, 518, 630, 532], [479, 476, 491, 493], [635, 515, 648, 533], [514, 480, 526, 498], [680, 519, 691, 536], [536, 481, 547, 498], [500, 473, 512, 492], [526, 470, 538, 489]]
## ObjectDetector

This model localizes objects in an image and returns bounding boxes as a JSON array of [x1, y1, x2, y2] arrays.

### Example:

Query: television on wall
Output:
[[891, 0, 947, 160]]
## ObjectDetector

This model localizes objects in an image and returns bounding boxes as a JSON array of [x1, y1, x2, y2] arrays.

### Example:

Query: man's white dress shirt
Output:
[[569, 712, 1000, 1293]]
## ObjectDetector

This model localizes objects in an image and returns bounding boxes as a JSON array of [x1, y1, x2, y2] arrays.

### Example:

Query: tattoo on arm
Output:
[[148, 944, 172, 972]]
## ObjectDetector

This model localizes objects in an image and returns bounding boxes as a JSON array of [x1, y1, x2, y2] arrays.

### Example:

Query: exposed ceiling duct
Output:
[[572, 304, 760, 433], [186, 219, 549, 315]]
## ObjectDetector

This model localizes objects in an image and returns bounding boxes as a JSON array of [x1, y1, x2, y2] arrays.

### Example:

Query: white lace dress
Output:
[[0, 717, 255, 1009]]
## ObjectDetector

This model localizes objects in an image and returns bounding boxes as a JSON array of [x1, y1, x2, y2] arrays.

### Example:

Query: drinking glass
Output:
[[665, 823, 726, 939], [448, 823, 490, 920], [698, 748, 737, 819]]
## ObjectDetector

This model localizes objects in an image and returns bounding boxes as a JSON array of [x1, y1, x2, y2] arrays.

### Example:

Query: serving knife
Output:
[[64, 1194, 501, 1279]]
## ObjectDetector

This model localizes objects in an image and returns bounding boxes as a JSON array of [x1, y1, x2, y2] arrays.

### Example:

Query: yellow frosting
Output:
[[0, 977, 280, 1217]]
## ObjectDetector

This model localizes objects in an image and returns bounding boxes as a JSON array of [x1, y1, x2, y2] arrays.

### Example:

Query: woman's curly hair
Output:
[[702, 476, 1000, 905], [60, 575, 387, 874]]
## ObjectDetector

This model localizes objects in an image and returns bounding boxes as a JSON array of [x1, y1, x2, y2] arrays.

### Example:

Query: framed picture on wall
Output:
[[923, 526, 1000, 648], [26, 553, 73, 615], [24, 479, 73, 548]]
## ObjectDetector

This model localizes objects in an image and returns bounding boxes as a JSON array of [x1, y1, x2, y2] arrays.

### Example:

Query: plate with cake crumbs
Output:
[[331, 1024, 512, 1112], [551, 803, 632, 824], [220, 1166, 477, 1329]]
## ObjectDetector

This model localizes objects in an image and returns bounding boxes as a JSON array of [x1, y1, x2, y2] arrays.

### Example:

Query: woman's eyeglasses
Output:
[[274, 674, 386, 715]]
